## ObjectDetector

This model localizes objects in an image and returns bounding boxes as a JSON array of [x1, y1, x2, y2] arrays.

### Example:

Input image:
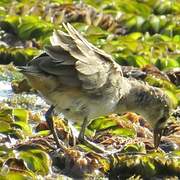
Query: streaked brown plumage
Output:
[[19, 23, 171, 150]]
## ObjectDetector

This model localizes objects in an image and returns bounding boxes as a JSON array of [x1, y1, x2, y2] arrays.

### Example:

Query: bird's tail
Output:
[[17, 66, 41, 74]]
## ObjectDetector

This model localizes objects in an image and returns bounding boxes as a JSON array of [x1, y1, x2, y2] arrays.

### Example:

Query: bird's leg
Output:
[[78, 117, 89, 141], [78, 117, 106, 153], [45, 105, 66, 150], [63, 118, 76, 147], [68, 123, 76, 147]]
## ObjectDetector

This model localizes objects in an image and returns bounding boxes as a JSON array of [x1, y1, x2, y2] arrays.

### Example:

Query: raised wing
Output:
[[28, 23, 123, 95]]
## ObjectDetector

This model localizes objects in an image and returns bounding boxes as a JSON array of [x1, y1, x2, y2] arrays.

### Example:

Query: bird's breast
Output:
[[44, 87, 118, 123]]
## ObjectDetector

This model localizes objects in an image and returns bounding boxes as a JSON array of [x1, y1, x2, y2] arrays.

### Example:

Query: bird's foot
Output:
[[78, 117, 106, 153], [63, 118, 77, 147], [78, 135, 106, 154], [45, 110, 106, 153]]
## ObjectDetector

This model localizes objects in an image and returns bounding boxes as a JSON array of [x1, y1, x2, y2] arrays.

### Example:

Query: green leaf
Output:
[[128, 32, 143, 40], [0, 170, 35, 180], [13, 109, 29, 123], [140, 157, 156, 177], [88, 117, 117, 131], [170, 151, 180, 156], [149, 15, 160, 33], [109, 127, 136, 138], [0, 145, 13, 161], [122, 143, 145, 153], [18, 16, 53, 40], [145, 74, 177, 91], [0, 0, 13, 6], [126, 55, 149, 67], [173, 35, 180, 42], [136, 16, 145, 30], [88, 115, 136, 138], [35, 130, 50, 137], [155, 58, 180, 70], [12, 121, 32, 136], [164, 90, 179, 108], [0, 121, 12, 133], [0, 109, 13, 133], [0, 108, 32, 138], [124, 17, 137, 31], [0, 47, 39, 65], [0, 109, 13, 123], [165, 157, 180, 174], [17, 149, 51, 175]]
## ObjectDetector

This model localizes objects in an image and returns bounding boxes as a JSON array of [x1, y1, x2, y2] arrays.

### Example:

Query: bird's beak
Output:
[[153, 127, 163, 149]]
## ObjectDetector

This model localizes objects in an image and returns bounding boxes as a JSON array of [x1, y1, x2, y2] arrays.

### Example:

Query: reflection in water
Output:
[[0, 80, 48, 111], [0, 81, 12, 101]]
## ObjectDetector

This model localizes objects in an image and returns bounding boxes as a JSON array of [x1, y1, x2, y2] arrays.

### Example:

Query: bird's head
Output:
[[141, 88, 171, 149], [153, 116, 167, 149], [147, 88, 171, 149]]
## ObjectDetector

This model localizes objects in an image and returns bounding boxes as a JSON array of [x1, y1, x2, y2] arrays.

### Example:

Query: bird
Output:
[[19, 23, 171, 152]]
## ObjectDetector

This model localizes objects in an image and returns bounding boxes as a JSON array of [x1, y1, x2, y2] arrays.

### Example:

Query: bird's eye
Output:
[[65, 108, 70, 112]]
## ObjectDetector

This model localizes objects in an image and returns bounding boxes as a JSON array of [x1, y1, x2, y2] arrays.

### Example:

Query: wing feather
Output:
[[61, 23, 113, 91], [27, 23, 122, 94]]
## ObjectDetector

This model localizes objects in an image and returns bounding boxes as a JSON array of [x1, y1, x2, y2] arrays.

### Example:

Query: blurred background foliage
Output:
[[0, 0, 179, 69]]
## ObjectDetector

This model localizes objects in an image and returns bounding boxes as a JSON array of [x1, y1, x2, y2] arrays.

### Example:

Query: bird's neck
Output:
[[116, 78, 159, 128]]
